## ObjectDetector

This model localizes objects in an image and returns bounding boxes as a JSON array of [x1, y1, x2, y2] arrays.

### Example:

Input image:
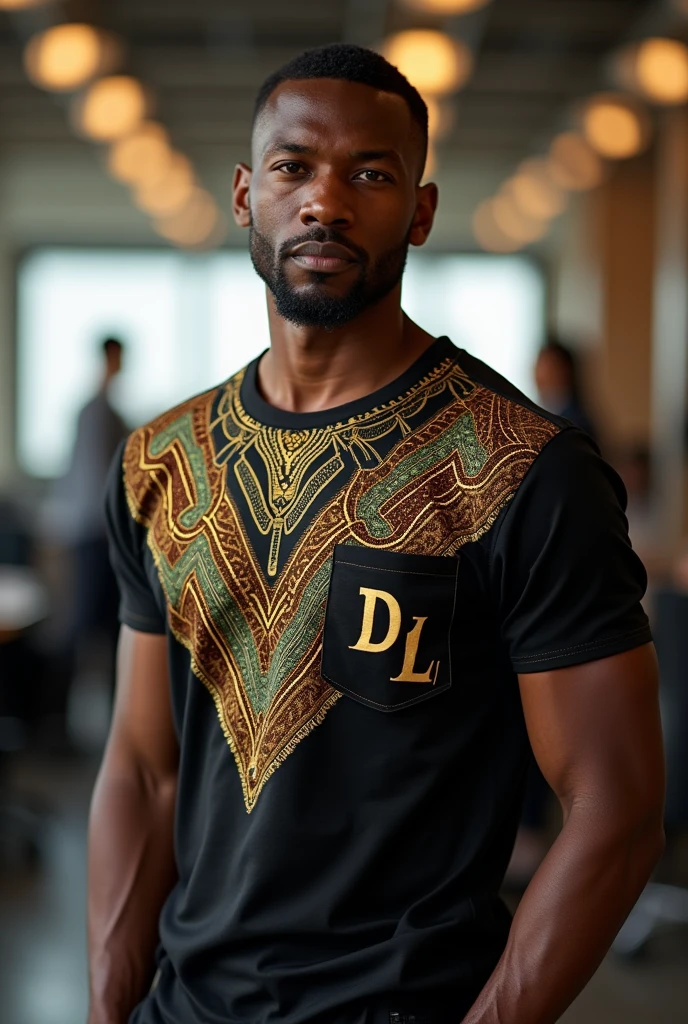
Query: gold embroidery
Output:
[[123, 353, 559, 811], [211, 355, 465, 574]]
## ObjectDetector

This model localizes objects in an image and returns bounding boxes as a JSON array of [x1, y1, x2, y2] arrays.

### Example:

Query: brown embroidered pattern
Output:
[[123, 356, 558, 811]]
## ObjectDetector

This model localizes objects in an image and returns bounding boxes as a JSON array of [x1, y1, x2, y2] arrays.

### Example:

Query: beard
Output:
[[249, 221, 410, 330]]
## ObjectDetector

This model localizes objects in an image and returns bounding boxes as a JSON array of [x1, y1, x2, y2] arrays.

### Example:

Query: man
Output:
[[56, 337, 127, 698], [88, 45, 665, 1024]]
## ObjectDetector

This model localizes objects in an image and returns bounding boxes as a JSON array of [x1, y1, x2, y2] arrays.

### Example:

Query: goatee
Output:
[[249, 223, 410, 330]]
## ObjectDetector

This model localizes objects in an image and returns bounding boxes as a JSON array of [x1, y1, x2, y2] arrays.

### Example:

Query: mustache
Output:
[[277, 228, 368, 265]]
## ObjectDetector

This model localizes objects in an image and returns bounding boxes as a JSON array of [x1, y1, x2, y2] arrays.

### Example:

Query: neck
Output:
[[258, 286, 435, 414]]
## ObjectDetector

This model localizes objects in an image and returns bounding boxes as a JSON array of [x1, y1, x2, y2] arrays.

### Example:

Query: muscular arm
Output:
[[88, 626, 179, 1024], [463, 643, 665, 1024]]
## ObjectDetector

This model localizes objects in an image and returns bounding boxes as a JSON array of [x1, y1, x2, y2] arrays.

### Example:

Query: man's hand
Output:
[[463, 643, 665, 1024]]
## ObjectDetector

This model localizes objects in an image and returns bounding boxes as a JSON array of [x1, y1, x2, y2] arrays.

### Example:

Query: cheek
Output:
[[250, 180, 301, 233]]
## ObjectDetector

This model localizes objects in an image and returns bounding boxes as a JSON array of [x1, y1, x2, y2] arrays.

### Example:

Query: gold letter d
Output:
[[349, 588, 402, 652]]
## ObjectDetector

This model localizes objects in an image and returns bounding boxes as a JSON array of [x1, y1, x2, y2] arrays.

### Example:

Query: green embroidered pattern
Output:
[[149, 413, 213, 529], [123, 349, 559, 810], [356, 412, 488, 538]]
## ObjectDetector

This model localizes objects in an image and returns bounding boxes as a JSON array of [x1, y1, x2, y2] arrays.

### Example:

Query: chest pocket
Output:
[[321, 544, 459, 711]]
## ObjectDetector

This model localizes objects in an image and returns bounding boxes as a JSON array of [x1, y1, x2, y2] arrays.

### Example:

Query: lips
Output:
[[287, 240, 358, 274], [288, 241, 357, 260]]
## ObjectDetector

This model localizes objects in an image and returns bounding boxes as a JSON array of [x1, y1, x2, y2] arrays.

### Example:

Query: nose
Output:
[[299, 171, 354, 230]]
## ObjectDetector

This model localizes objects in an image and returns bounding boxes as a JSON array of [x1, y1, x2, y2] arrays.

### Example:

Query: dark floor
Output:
[[1, 753, 687, 1024]]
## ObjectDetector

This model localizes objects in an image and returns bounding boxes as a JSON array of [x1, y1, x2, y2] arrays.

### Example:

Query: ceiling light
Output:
[[134, 155, 195, 216], [154, 189, 223, 248], [507, 159, 568, 220], [472, 200, 523, 253], [24, 24, 121, 93], [547, 132, 605, 191], [634, 38, 688, 106], [491, 195, 548, 244], [0, 0, 50, 8], [73, 75, 148, 141], [400, 0, 493, 12], [108, 123, 172, 186], [382, 30, 473, 95], [581, 94, 649, 160]]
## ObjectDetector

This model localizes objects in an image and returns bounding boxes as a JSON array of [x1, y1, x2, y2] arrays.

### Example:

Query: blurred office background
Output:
[[1, 0, 688, 1022]]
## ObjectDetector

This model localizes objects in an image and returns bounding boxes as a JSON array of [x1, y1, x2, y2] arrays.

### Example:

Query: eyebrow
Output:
[[350, 149, 401, 165], [263, 142, 402, 165], [263, 142, 316, 158]]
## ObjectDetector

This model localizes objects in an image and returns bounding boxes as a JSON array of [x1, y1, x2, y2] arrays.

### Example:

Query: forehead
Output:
[[254, 78, 418, 159]]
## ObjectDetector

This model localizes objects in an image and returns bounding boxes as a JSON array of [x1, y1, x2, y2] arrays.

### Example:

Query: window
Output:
[[17, 247, 544, 477]]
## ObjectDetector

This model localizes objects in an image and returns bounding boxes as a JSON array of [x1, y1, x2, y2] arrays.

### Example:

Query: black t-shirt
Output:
[[106, 337, 651, 1024]]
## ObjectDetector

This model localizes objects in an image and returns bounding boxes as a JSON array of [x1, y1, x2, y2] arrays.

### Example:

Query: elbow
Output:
[[624, 798, 666, 880], [573, 789, 666, 879]]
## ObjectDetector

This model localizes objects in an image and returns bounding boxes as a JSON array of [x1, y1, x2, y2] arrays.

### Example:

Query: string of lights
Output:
[[472, 30, 688, 253], [3, 1, 227, 249]]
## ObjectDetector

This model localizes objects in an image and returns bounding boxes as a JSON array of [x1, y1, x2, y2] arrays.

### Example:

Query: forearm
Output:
[[463, 806, 664, 1024], [87, 765, 177, 1024]]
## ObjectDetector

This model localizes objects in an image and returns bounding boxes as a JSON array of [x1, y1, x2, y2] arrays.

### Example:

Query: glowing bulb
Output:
[[491, 195, 548, 244], [382, 30, 473, 95], [547, 132, 605, 191], [401, 0, 492, 12], [581, 94, 649, 159], [73, 76, 147, 141], [635, 38, 688, 105], [472, 201, 522, 253], [155, 189, 223, 248], [507, 159, 568, 221], [108, 123, 172, 186], [134, 155, 195, 216], [0, 0, 50, 9], [24, 24, 120, 92]]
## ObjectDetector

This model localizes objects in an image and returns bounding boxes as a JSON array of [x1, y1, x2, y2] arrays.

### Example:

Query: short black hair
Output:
[[102, 336, 123, 357], [253, 43, 428, 166]]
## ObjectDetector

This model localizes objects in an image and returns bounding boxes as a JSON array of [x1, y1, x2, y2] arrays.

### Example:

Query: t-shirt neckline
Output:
[[239, 335, 457, 430]]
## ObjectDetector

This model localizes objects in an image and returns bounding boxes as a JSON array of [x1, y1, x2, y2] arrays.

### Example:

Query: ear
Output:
[[409, 182, 439, 248], [233, 163, 253, 228]]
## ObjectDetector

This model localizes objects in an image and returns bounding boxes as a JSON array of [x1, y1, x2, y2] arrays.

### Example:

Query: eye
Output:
[[354, 169, 391, 183], [275, 162, 305, 175]]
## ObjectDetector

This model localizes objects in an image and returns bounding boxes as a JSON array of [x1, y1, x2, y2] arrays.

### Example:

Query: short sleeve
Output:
[[104, 439, 166, 635], [489, 428, 652, 672]]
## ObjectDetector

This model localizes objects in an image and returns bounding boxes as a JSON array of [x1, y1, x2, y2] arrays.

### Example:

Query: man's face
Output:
[[237, 79, 435, 330]]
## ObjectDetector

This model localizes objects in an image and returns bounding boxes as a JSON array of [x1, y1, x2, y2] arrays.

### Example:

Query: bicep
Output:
[[105, 625, 179, 783], [518, 644, 665, 825]]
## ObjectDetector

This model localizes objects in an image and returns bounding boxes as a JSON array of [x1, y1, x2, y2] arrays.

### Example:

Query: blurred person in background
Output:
[[53, 337, 127, 701], [88, 45, 664, 1024], [534, 337, 597, 440]]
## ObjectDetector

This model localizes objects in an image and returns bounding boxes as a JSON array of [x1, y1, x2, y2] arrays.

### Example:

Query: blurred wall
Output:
[[552, 153, 656, 453]]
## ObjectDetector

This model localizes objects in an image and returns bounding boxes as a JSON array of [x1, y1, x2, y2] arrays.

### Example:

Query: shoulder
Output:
[[439, 346, 569, 532], [122, 368, 245, 530], [452, 347, 568, 435]]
